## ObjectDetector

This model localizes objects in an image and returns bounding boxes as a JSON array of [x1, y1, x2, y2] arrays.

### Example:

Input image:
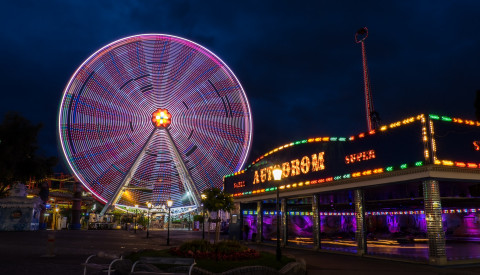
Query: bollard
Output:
[[41, 233, 56, 257]]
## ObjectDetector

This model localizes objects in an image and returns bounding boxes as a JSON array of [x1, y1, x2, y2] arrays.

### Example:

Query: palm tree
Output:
[[201, 188, 234, 243]]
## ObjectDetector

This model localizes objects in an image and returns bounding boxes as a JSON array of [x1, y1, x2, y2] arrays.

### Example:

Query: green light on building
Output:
[[441, 116, 452, 122]]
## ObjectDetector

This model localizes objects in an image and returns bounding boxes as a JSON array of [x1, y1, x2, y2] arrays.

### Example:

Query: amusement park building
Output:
[[224, 114, 480, 265], [26, 173, 95, 229]]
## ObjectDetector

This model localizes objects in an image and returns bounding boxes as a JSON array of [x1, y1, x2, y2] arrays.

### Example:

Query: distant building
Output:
[[225, 114, 480, 265], [26, 173, 95, 230]]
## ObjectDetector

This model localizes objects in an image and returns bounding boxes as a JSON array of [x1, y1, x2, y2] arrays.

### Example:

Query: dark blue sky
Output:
[[1, 1, 479, 169]]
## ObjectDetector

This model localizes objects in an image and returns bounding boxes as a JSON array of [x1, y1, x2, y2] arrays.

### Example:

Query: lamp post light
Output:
[[55, 207, 59, 231], [167, 199, 173, 246], [201, 193, 207, 240], [272, 168, 283, 261], [146, 202, 152, 238], [134, 204, 138, 234]]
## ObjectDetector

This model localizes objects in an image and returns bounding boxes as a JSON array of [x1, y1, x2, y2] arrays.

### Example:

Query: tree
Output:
[[0, 112, 57, 197], [201, 187, 234, 243]]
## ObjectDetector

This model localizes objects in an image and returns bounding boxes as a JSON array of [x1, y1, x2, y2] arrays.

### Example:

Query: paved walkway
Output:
[[0, 229, 479, 274]]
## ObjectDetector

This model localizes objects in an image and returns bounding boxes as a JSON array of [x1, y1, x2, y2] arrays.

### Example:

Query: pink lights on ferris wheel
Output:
[[58, 34, 253, 208]]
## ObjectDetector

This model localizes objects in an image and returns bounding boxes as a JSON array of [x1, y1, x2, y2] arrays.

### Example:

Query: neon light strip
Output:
[[227, 113, 480, 178], [243, 208, 480, 216], [434, 159, 480, 168], [226, 114, 427, 178], [233, 161, 423, 197]]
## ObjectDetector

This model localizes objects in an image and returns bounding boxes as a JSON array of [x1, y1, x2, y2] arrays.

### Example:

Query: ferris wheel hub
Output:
[[151, 108, 172, 128]]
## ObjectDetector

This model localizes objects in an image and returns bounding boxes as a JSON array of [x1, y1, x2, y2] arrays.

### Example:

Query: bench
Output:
[[82, 251, 123, 275], [130, 257, 196, 275]]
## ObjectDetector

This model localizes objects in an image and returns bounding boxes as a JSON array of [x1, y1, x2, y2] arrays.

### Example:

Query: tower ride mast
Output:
[[355, 27, 380, 131]]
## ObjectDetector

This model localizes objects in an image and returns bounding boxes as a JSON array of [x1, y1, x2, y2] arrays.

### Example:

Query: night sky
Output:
[[1, 1, 479, 171]]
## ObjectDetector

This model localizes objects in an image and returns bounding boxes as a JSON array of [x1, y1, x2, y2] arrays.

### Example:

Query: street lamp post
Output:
[[55, 207, 59, 231], [188, 207, 192, 231], [272, 168, 283, 261], [167, 199, 173, 246], [134, 204, 138, 234], [146, 202, 152, 238], [201, 194, 207, 240]]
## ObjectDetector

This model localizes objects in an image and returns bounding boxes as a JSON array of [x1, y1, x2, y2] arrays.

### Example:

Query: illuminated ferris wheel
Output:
[[58, 34, 252, 214]]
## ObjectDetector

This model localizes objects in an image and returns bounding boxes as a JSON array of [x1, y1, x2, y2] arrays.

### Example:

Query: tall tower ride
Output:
[[355, 27, 380, 131]]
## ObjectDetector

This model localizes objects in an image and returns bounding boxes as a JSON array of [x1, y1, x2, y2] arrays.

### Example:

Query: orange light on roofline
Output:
[[467, 163, 478, 168], [442, 160, 454, 166]]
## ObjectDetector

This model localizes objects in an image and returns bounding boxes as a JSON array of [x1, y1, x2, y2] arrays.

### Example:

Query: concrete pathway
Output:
[[0, 229, 479, 274]]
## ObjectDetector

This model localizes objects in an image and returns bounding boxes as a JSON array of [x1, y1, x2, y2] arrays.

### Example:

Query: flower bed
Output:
[[169, 240, 260, 260]]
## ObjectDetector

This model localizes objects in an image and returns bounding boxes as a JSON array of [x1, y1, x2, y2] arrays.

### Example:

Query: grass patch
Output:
[[195, 251, 294, 273], [125, 249, 295, 273], [126, 248, 171, 263]]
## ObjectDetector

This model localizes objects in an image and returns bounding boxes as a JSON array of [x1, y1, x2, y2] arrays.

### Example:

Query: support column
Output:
[[312, 194, 321, 250], [70, 182, 82, 230], [235, 202, 244, 241], [354, 189, 367, 255], [256, 201, 262, 243], [281, 198, 287, 247], [423, 179, 447, 265]]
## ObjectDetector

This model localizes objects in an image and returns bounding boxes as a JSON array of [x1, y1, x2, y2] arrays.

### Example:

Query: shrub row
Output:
[[169, 240, 260, 260]]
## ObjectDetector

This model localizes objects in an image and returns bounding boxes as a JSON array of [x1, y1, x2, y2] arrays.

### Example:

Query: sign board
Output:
[[225, 117, 426, 195], [432, 117, 480, 165]]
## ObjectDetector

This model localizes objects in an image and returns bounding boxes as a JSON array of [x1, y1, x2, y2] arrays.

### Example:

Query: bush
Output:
[[170, 240, 260, 261], [179, 239, 211, 253], [193, 215, 204, 222], [216, 240, 247, 254]]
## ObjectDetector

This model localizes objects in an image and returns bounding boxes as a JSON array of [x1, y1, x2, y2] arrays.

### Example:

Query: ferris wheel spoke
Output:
[[164, 128, 201, 207], [100, 128, 156, 215]]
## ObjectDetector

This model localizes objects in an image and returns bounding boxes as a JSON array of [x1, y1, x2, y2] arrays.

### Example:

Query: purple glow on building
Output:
[[242, 215, 257, 240], [321, 215, 356, 234], [288, 215, 313, 238]]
